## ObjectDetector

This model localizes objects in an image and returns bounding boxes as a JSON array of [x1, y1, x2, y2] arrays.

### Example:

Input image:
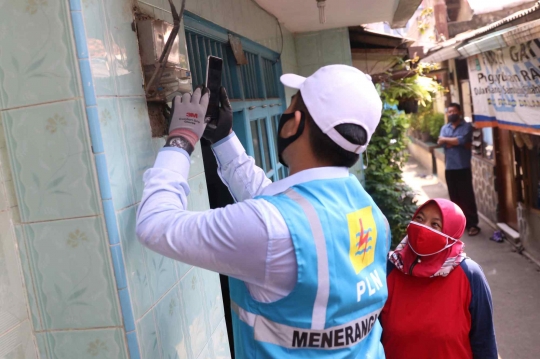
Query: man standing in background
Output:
[[438, 102, 480, 236]]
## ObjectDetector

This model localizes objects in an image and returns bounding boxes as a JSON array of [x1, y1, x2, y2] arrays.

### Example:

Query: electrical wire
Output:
[[250, 0, 284, 62]]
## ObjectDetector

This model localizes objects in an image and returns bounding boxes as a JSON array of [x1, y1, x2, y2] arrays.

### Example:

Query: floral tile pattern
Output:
[[211, 320, 231, 359], [180, 268, 210, 358], [24, 216, 121, 330], [14, 224, 42, 331], [2, 99, 100, 222], [118, 205, 153, 319], [98, 98, 135, 210], [197, 342, 214, 359], [35, 333, 50, 359], [118, 97, 155, 202], [144, 244, 178, 305], [137, 310, 161, 359], [81, 0, 116, 96], [188, 142, 205, 180], [0, 321, 37, 359], [176, 260, 192, 281], [187, 173, 210, 212], [154, 283, 189, 359], [0, 0, 79, 110], [46, 328, 128, 359], [199, 269, 224, 333], [102, 0, 145, 96], [0, 212, 28, 335]]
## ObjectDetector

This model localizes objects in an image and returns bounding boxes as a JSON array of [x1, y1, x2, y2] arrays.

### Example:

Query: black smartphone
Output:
[[205, 56, 223, 130]]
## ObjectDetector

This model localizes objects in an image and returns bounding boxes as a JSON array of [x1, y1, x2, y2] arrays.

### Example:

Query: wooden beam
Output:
[[349, 33, 406, 48], [371, 69, 417, 83], [351, 48, 408, 56]]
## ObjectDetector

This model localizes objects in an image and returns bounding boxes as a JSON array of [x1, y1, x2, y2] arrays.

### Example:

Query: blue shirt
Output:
[[440, 121, 473, 170]]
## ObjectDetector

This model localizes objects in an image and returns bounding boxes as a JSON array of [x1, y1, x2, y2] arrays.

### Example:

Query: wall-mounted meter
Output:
[[137, 19, 191, 102], [135, 0, 188, 137]]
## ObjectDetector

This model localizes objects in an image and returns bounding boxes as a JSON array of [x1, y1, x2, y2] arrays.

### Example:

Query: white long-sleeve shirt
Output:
[[136, 133, 350, 302]]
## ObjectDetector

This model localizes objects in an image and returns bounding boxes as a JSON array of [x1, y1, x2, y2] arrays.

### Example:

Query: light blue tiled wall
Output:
[[294, 27, 353, 77], [0, 122, 38, 359], [84, 0, 231, 358], [0, 0, 128, 358], [0, 0, 301, 358]]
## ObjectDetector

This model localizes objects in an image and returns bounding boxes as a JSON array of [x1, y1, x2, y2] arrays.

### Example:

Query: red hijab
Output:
[[389, 198, 467, 278]]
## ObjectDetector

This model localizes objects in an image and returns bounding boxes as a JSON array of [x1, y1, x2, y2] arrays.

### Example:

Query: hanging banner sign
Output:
[[467, 39, 540, 134]]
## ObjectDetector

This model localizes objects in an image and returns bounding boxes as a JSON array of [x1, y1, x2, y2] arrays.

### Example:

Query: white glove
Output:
[[168, 86, 210, 146]]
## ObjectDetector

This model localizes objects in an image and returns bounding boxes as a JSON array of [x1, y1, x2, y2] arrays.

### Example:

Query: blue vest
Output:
[[229, 175, 389, 358]]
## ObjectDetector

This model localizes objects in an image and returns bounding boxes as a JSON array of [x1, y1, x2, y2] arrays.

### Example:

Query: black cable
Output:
[[277, 20, 284, 63], [250, 0, 284, 62]]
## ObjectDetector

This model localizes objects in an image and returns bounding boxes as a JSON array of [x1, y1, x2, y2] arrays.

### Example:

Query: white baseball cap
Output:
[[280, 65, 382, 154]]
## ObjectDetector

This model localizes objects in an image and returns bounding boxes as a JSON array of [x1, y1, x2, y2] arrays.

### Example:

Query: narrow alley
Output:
[[403, 157, 540, 359]]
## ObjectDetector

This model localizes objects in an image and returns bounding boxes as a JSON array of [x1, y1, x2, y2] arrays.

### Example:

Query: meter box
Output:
[[137, 19, 191, 102]]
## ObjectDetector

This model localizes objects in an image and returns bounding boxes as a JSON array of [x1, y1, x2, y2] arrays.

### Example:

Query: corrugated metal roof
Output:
[[422, 0, 540, 62]]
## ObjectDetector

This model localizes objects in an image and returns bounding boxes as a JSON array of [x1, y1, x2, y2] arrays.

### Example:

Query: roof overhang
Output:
[[421, 0, 540, 63], [253, 0, 422, 33], [349, 26, 415, 48], [352, 48, 407, 75]]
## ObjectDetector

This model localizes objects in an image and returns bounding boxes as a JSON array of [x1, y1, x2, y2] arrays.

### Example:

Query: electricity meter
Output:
[[137, 19, 191, 102]]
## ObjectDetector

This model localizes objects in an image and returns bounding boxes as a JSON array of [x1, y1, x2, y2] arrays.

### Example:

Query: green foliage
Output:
[[426, 112, 445, 139], [417, 7, 434, 35], [378, 60, 443, 108], [365, 109, 417, 247], [366, 59, 444, 246]]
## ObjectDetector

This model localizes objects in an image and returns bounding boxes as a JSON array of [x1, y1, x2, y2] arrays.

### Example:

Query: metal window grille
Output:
[[241, 51, 262, 99], [250, 118, 272, 172], [262, 58, 279, 98], [185, 31, 239, 99]]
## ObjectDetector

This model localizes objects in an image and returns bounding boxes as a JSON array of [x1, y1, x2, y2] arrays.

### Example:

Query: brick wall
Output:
[[471, 156, 498, 224]]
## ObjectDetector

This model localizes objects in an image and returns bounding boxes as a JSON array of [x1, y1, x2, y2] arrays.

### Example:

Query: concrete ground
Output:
[[402, 157, 540, 359]]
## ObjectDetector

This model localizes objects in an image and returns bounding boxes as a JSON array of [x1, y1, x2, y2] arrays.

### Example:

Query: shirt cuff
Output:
[[155, 147, 191, 179], [211, 132, 245, 166]]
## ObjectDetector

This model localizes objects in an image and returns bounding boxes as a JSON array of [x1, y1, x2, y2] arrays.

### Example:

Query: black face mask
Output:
[[448, 114, 460, 123], [277, 111, 306, 167]]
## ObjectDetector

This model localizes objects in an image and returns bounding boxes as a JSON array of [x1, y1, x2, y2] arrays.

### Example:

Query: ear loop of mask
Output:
[[362, 151, 369, 170], [407, 221, 461, 257]]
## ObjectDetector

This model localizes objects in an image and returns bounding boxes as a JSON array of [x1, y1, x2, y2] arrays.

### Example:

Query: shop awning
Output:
[[421, 0, 540, 63]]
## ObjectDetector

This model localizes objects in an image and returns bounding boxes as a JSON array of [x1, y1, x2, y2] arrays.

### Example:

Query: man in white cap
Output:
[[137, 65, 389, 358]]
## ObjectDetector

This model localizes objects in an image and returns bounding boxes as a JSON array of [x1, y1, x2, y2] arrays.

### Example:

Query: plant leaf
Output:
[[27, 55, 47, 73], [11, 56, 19, 72], [54, 283, 62, 298], [68, 287, 87, 300], [46, 175, 66, 190], [32, 173, 40, 188]]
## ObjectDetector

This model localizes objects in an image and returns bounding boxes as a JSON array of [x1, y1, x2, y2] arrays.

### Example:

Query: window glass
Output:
[[482, 127, 494, 160], [260, 119, 272, 173], [250, 121, 262, 167], [272, 115, 281, 172]]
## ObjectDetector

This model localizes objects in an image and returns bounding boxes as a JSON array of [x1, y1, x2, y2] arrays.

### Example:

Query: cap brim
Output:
[[280, 74, 306, 89]]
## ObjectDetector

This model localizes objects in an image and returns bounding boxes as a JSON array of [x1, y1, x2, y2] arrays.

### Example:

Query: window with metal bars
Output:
[[241, 51, 262, 99], [184, 14, 285, 180], [185, 30, 240, 99], [263, 58, 279, 98]]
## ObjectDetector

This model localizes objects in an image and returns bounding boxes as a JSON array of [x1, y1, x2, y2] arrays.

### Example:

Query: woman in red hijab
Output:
[[380, 198, 498, 359]]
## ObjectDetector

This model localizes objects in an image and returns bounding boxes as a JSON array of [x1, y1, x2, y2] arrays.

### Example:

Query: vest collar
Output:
[[261, 167, 349, 196]]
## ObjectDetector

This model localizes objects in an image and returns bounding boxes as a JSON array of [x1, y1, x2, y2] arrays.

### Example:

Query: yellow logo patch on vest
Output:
[[347, 206, 377, 274]]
